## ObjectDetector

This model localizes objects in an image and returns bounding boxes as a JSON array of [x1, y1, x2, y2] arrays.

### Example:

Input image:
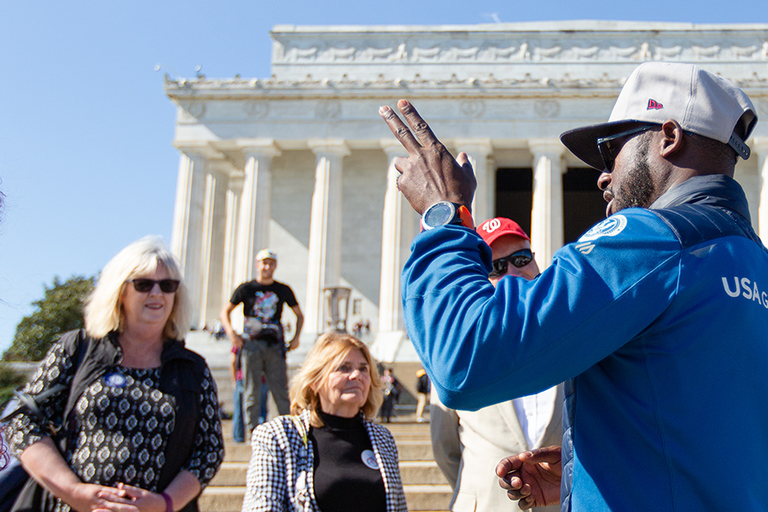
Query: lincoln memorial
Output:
[[164, 21, 768, 362]]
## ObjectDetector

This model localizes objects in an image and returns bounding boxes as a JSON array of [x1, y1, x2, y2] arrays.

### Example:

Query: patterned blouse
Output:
[[5, 338, 224, 512]]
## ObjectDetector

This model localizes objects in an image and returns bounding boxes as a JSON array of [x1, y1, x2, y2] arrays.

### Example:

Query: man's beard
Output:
[[613, 135, 655, 212]]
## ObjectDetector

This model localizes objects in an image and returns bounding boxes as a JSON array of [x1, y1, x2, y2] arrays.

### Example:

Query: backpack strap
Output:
[[0, 329, 88, 435]]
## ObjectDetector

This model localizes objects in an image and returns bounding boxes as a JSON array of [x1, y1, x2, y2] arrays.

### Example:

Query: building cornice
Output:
[[165, 71, 768, 99], [269, 21, 768, 35], [165, 21, 768, 100]]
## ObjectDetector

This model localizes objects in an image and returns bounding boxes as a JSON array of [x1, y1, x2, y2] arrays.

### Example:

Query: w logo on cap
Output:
[[647, 99, 664, 110], [481, 218, 502, 233]]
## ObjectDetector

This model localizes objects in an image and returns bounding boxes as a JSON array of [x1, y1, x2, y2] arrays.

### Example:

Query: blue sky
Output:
[[1, 0, 766, 355]]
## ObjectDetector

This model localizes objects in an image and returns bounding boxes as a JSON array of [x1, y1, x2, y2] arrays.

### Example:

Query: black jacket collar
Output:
[[650, 174, 751, 223]]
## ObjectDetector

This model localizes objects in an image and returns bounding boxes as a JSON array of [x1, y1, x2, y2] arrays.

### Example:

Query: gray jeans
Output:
[[241, 338, 290, 433]]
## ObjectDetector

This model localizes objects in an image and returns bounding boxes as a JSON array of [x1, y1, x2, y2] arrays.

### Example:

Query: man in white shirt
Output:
[[430, 217, 562, 512]]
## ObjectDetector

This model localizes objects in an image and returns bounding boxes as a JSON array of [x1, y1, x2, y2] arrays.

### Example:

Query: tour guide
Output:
[[378, 61, 766, 511]]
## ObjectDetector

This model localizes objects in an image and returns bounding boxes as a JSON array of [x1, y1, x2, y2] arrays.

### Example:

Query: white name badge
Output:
[[361, 449, 378, 470], [104, 371, 127, 388]]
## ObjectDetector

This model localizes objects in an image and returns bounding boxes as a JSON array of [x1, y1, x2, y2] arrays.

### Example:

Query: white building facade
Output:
[[165, 21, 768, 361]]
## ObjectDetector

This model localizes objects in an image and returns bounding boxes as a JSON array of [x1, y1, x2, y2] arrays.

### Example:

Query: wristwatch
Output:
[[421, 201, 474, 230]]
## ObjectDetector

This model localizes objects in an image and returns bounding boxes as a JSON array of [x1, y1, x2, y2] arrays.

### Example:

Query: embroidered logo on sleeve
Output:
[[578, 215, 628, 243], [575, 215, 628, 254]]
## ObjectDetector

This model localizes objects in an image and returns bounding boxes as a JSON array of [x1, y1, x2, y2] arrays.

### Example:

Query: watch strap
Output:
[[421, 202, 474, 231], [455, 204, 475, 229]]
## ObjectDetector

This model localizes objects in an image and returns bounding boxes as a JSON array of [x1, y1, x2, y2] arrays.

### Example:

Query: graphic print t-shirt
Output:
[[229, 280, 298, 337]]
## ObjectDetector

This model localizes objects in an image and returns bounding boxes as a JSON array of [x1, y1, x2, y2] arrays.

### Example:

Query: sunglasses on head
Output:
[[489, 249, 533, 278], [596, 124, 657, 172], [127, 278, 180, 293]]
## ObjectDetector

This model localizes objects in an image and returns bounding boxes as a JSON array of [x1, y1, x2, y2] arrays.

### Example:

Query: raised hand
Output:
[[379, 100, 476, 215], [495, 445, 562, 510]]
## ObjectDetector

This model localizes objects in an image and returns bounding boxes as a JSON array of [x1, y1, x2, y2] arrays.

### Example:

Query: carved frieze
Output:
[[460, 100, 485, 118], [534, 100, 561, 119], [316, 100, 342, 119], [272, 36, 768, 65], [245, 101, 269, 119], [165, 24, 768, 96], [179, 102, 206, 122]]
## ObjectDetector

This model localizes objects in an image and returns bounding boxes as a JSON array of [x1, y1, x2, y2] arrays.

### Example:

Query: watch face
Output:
[[424, 202, 456, 228]]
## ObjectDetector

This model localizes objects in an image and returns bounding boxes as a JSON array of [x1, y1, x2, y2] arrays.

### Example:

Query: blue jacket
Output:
[[402, 175, 768, 511]]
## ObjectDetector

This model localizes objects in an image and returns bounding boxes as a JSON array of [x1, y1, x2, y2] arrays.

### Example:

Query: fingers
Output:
[[379, 105, 422, 154], [115, 483, 143, 498], [516, 495, 535, 510], [519, 445, 562, 465], [496, 455, 523, 477], [96, 491, 133, 505], [396, 100, 439, 148], [456, 152, 471, 169], [499, 474, 532, 503], [92, 502, 140, 512]]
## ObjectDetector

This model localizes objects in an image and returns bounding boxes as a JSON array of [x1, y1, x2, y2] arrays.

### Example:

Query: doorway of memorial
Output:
[[494, 167, 604, 246]]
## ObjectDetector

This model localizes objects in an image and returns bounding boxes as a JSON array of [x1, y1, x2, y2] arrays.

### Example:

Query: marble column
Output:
[[377, 141, 411, 332], [529, 140, 565, 269], [221, 174, 243, 306], [170, 147, 209, 327], [234, 140, 281, 287], [305, 139, 349, 336], [755, 138, 768, 240], [456, 139, 493, 224], [198, 160, 231, 327], [373, 141, 418, 362]]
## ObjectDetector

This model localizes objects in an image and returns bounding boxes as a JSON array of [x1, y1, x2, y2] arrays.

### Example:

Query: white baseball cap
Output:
[[561, 62, 758, 170], [256, 248, 277, 262]]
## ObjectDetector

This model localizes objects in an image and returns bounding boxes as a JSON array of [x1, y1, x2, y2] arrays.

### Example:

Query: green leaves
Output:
[[3, 275, 95, 361]]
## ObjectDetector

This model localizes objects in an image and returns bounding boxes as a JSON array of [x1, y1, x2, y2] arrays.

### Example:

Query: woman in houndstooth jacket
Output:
[[241, 332, 406, 512]]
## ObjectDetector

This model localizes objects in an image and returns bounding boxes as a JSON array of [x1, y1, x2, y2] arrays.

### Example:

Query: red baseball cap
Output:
[[477, 217, 530, 246]]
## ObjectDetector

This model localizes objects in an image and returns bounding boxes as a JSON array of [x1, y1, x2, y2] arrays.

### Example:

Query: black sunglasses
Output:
[[490, 249, 533, 278], [597, 125, 656, 172], [127, 278, 180, 293]]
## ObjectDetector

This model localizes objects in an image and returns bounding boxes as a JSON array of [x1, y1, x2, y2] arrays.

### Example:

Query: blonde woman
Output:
[[242, 332, 406, 512], [5, 236, 223, 512]]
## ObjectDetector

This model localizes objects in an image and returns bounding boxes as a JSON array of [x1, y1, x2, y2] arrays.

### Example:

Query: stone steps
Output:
[[200, 417, 451, 511], [210, 459, 447, 487]]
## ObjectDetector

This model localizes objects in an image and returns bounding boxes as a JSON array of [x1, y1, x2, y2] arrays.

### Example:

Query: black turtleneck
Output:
[[310, 409, 387, 512]]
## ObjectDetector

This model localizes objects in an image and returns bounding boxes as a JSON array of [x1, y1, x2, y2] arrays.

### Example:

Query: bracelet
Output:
[[161, 492, 174, 512]]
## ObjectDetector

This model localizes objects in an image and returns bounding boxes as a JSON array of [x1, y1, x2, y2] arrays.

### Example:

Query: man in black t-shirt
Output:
[[220, 249, 304, 434]]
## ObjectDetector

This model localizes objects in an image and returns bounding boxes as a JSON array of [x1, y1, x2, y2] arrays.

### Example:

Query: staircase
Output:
[[200, 416, 452, 511], [183, 334, 453, 511]]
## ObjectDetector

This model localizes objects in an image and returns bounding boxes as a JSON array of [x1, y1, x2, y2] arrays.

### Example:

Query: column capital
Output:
[[207, 158, 235, 176], [308, 138, 350, 156], [173, 143, 219, 159], [235, 138, 282, 158], [528, 139, 566, 155], [380, 139, 408, 157], [453, 138, 493, 155]]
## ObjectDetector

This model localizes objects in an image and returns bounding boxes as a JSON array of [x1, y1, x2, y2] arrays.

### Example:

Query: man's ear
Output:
[[660, 119, 685, 158]]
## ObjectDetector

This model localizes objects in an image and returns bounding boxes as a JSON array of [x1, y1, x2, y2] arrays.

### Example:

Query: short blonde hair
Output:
[[290, 332, 383, 427], [84, 236, 191, 340]]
